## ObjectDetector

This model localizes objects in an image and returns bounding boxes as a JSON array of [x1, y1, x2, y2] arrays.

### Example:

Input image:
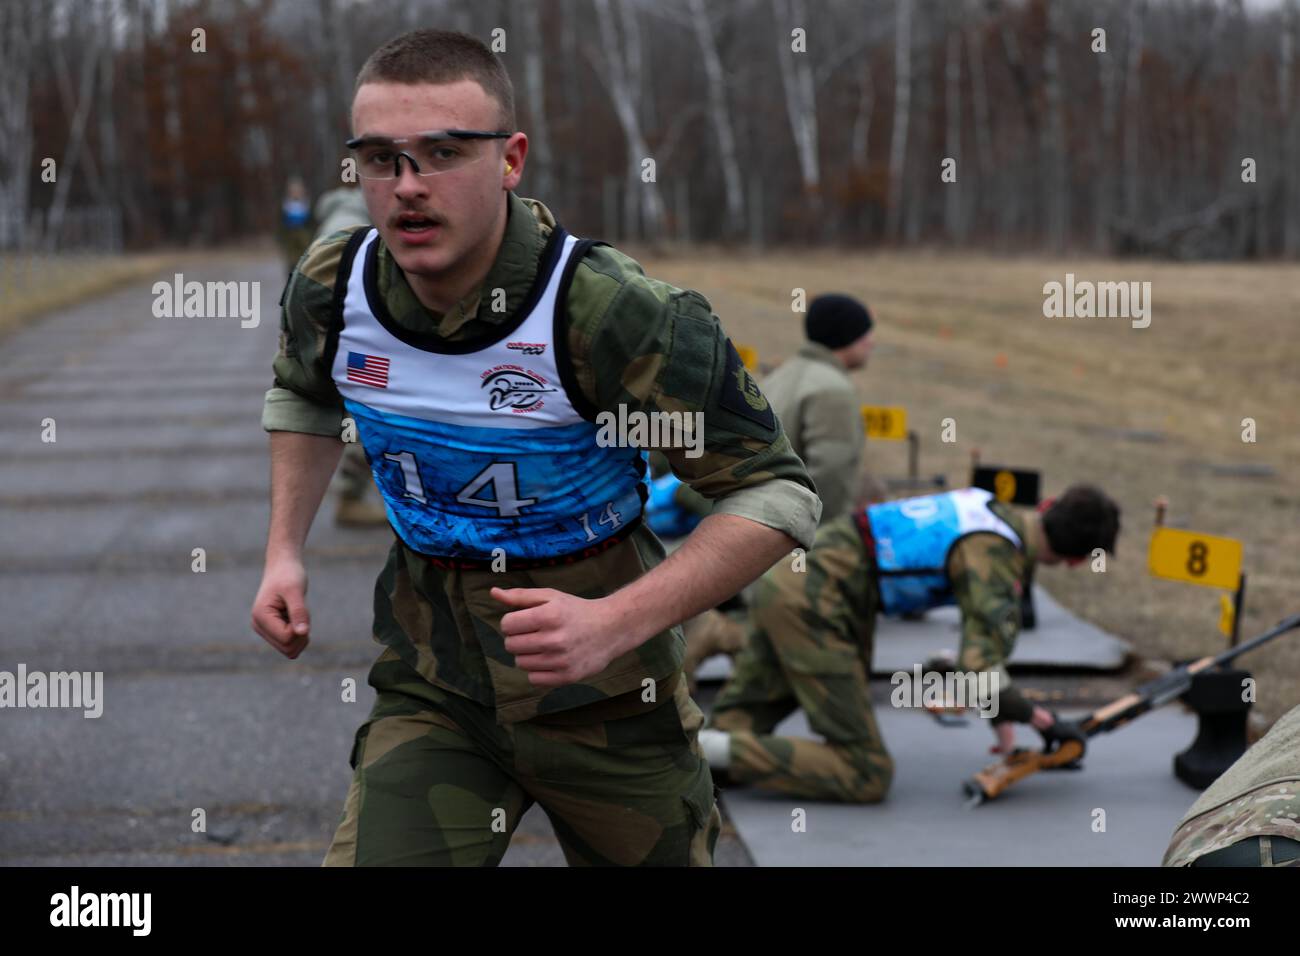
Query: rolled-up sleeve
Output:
[[262, 385, 344, 436], [261, 230, 355, 437]]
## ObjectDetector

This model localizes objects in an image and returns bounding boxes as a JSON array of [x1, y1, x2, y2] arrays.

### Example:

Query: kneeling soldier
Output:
[[699, 485, 1120, 802]]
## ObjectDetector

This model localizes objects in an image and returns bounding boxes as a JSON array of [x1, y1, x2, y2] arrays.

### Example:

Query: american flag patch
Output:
[[346, 351, 389, 388]]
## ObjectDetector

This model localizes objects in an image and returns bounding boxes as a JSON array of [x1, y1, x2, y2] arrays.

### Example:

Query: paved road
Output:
[[0, 259, 751, 867]]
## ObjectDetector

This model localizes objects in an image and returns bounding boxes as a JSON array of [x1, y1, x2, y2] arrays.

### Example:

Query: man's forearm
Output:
[[605, 513, 796, 653], [266, 431, 346, 562]]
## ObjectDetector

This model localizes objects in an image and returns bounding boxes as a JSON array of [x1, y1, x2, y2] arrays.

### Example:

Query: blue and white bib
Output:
[[865, 488, 1022, 615], [328, 226, 645, 561]]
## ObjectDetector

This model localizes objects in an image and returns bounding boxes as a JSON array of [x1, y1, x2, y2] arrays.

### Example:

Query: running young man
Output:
[[251, 29, 819, 866]]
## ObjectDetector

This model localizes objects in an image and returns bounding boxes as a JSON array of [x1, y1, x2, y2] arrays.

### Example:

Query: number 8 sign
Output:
[[1148, 527, 1242, 590]]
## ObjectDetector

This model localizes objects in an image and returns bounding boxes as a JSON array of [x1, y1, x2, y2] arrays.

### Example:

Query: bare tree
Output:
[[45, 22, 103, 250], [965, 2, 992, 238], [1123, 0, 1145, 223], [851, 67, 874, 169], [903, 3, 928, 243], [887, 0, 912, 240], [772, 0, 821, 225], [519, 0, 555, 202], [592, 0, 665, 240], [944, 21, 962, 241], [690, 0, 745, 236], [1041, 0, 1067, 251], [0, 0, 38, 247], [1096, 1, 1120, 248], [1281, 0, 1298, 254]]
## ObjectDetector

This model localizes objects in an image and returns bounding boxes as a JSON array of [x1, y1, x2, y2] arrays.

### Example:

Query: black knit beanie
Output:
[[806, 294, 873, 350]]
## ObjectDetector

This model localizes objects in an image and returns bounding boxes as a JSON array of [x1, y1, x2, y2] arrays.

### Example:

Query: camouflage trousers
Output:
[[324, 648, 721, 866], [707, 520, 894, 803]]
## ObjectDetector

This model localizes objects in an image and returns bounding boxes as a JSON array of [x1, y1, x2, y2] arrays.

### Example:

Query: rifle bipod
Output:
[[963, 737, 1086, 806]]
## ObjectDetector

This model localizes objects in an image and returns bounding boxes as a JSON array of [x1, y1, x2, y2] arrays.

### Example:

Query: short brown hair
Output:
[[354, 29, 516, 131]]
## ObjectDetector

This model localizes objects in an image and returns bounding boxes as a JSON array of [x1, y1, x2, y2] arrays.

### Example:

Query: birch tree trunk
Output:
[[772, 0, 821, 232], [690, 0, 745, 236], [46, 31, 103, 250], [593, 0, 664, 241]]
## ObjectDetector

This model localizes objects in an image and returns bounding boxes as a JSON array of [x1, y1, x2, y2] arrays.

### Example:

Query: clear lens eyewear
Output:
[[346, 129, 512, 181]]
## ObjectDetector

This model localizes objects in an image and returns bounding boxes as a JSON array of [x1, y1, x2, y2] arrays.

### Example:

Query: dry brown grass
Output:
[[0, 245, 274, 337], [637, 247, 1300, 724], [0, 252, 184, 336]]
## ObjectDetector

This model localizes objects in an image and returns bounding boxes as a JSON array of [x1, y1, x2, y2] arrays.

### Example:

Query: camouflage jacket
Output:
[[1163, 704, 1300, 866], [262, 192, 820, 722], [760, 341, 865, 523], [829, 500, 1040, 717], [829, 500, 1039, 652], [946, 502, 1039, 670]]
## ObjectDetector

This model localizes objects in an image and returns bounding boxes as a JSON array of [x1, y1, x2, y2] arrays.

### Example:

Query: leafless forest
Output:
[[2, 0, 1297, 257]]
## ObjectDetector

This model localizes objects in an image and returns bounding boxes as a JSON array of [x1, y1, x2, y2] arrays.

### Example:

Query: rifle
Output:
[[962, 613, 1300, 806]]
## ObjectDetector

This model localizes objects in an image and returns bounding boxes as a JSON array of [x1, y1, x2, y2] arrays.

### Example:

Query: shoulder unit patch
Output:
[[719, 339, 775, 431]]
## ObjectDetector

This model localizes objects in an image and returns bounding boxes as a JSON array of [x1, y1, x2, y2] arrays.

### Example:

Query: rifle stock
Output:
[[963, 614, 1300, 805]]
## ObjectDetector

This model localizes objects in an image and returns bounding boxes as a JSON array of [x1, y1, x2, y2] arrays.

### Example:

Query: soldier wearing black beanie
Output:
[[761, 292, 877, 524], [805, 293, 874, 350]]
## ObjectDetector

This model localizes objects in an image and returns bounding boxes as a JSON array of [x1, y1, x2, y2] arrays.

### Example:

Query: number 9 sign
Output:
[[993, 470, 1017, 503]]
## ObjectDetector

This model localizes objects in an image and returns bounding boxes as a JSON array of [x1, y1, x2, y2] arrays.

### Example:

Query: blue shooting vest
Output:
[[864, 488, 1022, 615]]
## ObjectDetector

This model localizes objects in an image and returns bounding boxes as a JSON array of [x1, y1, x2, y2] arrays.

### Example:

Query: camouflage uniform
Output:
[[761, 341, 865, 524], [263, 192, 821, 865], [1163, 703, 1300, 867], [707, 501, 1041, 802], [309, 187, 376, 508]]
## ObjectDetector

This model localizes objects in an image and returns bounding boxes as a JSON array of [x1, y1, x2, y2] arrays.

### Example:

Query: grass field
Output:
[[0, 245, 273, 337], [638, 247, 1300, 724]]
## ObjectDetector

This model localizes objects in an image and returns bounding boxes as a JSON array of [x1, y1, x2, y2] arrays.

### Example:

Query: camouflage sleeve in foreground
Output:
[[260, 229, 362, 437], [565, 245, 822, 550], [949, 533, 1033, 721], [1163, 704, 1300, 866]]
